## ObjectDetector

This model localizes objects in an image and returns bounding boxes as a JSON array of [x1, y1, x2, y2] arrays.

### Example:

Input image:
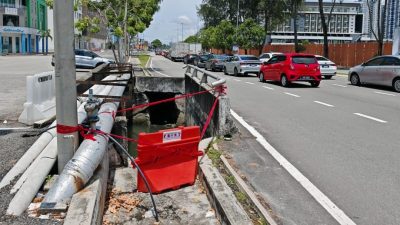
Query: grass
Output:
[[207, 146, 222, 166], [137, 54, 150, 68]]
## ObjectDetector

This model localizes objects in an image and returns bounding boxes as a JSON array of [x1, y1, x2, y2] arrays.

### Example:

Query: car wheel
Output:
[[280, 75, 290, 87], [350, 73, 360, 86], [393, 78, 400, 92], [234, 67, 238, 77], [259, 72, 265, 82], [223, 67, 228, 75], [325, 75, 332, 79], [310, 81, 320, 87]]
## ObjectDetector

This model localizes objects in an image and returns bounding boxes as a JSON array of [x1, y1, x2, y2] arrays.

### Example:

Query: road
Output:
[[149, 55, 400, 225]]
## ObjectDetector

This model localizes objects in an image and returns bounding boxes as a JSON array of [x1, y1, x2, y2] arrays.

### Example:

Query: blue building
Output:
[[385, 0, 400, 40]]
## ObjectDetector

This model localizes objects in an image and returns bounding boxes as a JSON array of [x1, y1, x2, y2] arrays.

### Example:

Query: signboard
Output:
[[0, 26, 40, 35], [4, 7, 18, 16], [162, 130, 182, 143]]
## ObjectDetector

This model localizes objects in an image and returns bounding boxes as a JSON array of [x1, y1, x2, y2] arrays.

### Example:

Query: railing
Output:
[[184, 64, 226, 88]]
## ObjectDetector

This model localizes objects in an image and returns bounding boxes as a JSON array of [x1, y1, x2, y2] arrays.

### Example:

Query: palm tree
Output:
[[39, 29, 52, 55]]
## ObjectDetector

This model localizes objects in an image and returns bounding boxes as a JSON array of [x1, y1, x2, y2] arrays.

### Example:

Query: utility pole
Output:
[[54, 0, 79, 173], [181, 23, 184, 42]]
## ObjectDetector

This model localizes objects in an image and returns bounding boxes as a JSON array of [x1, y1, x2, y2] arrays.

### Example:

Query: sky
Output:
[[141, 0, 203, 45]]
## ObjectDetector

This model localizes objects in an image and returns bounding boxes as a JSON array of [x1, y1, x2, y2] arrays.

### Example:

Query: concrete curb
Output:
[[198, 138, 252, 225], [220, 155, 279, 225], [64, 153, 109, 225]]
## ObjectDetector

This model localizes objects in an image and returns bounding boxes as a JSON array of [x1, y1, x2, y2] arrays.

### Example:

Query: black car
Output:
[[194, 54, 211, 68], [183, 54, 198, 64], [205, 54, 229, 71]]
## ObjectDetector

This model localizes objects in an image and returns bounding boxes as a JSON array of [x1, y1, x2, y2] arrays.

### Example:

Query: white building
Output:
[[271, 0, 365, 44]]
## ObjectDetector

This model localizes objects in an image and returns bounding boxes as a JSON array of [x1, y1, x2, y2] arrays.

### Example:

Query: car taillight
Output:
[[314, 66, 320, 72], [290, 64, 295, 70]]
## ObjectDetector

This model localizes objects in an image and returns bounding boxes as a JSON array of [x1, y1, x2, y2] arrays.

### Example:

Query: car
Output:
[[223, 55, 261, 76], [259, 53, 322, 87], [259, 52, 282, 63], [183, 54, 198, 65], [348, 55, 400, 92], [51, 49, 114, 69], [315, 55, 337, 79], [205, 54, 229, 71], [193, 54, 211, 68]]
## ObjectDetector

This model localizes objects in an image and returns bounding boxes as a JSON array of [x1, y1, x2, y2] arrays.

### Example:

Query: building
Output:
[[0, 0, 48, 54], [385, 0, 400, 40], [271, 0, 364, 44]]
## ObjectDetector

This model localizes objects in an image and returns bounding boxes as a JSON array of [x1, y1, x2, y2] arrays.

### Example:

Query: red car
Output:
[[259, 53, 322, 87]]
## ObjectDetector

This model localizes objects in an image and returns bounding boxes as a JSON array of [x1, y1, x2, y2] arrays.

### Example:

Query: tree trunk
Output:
[[293, 3, 299, 53], [123, 0, 128, 62], [318, 0, 329, 58]]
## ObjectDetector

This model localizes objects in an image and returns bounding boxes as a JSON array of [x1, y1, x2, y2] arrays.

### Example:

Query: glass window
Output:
[[316, 56, 329, 61], [260, 54, 270, 59], [381, 57, 400, 66], [291, 56, 317, 64], [269, 56, 279, 64], [239, 56, 259, 60], [364, 57, 384, 66], [277, 55, 287, 62]]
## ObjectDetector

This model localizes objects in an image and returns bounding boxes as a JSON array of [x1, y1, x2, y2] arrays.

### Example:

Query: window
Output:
[[316, 56, 329, 61], [381, 57, 400, 66], [277, 55, 287, 62], [260, 54, 270, 59], [239, 56, 259, 61], [269, 56, 279, 64], [291, 56, 317, 64], [3, 15, 19, 26], [364, 57, 384, 66]]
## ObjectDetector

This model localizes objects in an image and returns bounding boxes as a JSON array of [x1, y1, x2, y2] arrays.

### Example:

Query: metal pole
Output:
[[53, 0, 78, 173], [181, 23, 184, 42]]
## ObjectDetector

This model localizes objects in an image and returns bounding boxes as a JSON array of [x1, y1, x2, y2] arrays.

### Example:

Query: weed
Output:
[[225, 175, 236, 187], [138, 54, 150, 68], [207, 147, 221, 166], [235, 191, 248, 204]]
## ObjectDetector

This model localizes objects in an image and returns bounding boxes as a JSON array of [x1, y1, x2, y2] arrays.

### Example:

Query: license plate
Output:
[[300, 76, 312, 80], [322, 65, 329, 68]]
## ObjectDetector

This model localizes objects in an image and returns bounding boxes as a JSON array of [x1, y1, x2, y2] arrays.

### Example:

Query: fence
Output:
[[211, 41, 394, 68]]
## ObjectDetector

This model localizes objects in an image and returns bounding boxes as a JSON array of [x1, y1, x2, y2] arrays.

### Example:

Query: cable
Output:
[[106, 134, 159, 222]]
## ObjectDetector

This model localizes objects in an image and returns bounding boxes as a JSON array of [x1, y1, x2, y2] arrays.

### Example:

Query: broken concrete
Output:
[[135, 76, 184, 93]]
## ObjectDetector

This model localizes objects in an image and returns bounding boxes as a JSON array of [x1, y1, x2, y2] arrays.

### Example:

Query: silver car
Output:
[[223, 55, 261, 76], [52, 49, 114, 69], [349, 55, 400, 92]]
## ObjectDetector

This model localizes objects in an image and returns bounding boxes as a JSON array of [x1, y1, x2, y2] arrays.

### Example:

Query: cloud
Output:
[[177, 15, 192, 25]]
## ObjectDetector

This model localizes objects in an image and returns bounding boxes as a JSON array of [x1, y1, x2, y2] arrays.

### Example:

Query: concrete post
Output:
[[54, 0, 79, 173]]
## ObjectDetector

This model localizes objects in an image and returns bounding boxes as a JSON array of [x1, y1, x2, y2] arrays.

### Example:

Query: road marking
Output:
[[145, 56, 151, 68], [374, 91, 396, 96], [284, 92, 300, 98], [262, 86, 274, 90], [314, 101, 335, 107], [332, 84, 347, 88], [245, 82, 255, 85], [234, 79, 241, 82], [149, 58, 170, 77], [354, 113, 387, 123], [230, 110, 357, 225]]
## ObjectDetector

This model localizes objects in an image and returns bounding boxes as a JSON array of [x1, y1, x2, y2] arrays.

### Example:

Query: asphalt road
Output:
[[150, 55, 400, 225]]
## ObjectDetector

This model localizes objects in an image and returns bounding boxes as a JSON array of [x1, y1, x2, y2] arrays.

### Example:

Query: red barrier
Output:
[[134, 126, 203, 193]]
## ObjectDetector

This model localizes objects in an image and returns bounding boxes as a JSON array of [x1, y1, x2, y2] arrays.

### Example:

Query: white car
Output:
[[315, 55, 337, 79], [259, 52, 282, 63]]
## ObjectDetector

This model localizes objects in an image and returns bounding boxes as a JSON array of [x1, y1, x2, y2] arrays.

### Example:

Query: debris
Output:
[[205, 210, 215, 218], [107, 188, 141, 214], [144, 210, 154, 218]]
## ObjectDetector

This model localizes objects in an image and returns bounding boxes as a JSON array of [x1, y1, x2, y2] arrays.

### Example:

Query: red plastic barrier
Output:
[[134, 126, 203, 193]]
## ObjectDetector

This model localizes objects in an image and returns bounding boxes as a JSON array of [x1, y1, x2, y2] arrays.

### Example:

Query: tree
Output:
[[214, 20, 236, 52], [258, 0, 287, 45], [286, 0, 303, 53], [184, 35, 199, 43], [151, 39, 162, 49], [366, 0, 389, 56], [236, 19, 265, 54], [199, 27, 217, 50], [318, 0, 341, 58], [39, 29, 53, 55]]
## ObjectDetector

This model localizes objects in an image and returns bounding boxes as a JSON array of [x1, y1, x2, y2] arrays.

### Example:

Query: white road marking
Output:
[[354, 113, 387, 123], [284, 92, 300, 98], [149, 58, 170, 77], [262, 86, 274, 90], [145, 56, 151, 68], [230, 110, 357, 225], [245, 82, 255, 85], [332, 84, 347, 88], [234, 79, 241, 82], [374, 91, 396, 96], [314, 101, 335, 107]]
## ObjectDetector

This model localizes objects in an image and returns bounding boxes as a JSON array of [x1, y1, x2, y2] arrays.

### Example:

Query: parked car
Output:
[[205, 54, 229, 71], [259, 53, 322, 87], [348, 55, 400, 92], [259, 52, 282, 63], [315, 55, 337, 79], [183, 54, 198, 65], [194, 54, 211, 68], [51, 49, 114, 69], [223, 55, 261, 76]]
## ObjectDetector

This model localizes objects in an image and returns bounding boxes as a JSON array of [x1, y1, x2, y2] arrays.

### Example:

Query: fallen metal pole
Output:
[[54, 0, 79, 173], [42, 74, 130, 204]]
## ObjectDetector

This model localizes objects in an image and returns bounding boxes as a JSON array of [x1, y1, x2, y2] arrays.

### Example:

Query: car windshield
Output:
[[200, 55, 210, 60], [292, 56, 317, 64], [316, 56, 329, 61], [240, 56, 258, 60], [214, 55, 228, 60]]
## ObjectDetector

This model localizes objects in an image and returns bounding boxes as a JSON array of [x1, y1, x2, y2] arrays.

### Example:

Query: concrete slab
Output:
[[135, 76, 184, 93]]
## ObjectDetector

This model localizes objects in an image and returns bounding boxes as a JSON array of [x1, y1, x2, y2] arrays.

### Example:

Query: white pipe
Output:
[[42, 74, 130, 204], [0, 76, 117, 190], [7, 139, 58, 216]]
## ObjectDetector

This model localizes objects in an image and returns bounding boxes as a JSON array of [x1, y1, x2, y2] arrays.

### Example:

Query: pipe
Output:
[[7, 138, 57, 216], [42, 74, 130, 204], [0, 75, 118, 190], [10, 76, 122, 194]]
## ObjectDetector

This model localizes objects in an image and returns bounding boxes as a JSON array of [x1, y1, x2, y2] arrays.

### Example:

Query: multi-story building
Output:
[[271, 0, 364, 44], [385, 0, 400, 40], [0, 0, 47, 54]]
